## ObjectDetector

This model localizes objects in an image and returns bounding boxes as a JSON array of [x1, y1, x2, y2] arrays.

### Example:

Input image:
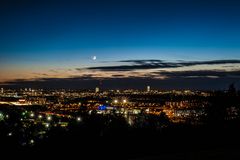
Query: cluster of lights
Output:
[[0, 112, 4, 121], [21, 111, 54, 122]]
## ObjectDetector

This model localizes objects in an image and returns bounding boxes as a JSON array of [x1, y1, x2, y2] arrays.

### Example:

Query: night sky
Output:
[[1, 0, 240, 90]]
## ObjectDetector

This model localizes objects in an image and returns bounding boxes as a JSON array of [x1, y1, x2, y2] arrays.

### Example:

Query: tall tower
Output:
[[147, 86, 150, 92], [95, 87, 100, 93]]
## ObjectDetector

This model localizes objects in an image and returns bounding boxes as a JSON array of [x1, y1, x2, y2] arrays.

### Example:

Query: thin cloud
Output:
[[84, 59, 240, 71], [156, 70, 240, 78]]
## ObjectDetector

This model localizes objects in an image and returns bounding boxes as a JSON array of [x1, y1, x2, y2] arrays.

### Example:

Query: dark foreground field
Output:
[[2, 123, 240, 160]]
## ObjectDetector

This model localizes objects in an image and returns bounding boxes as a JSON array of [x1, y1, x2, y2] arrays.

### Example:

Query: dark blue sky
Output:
[[1, 0, 240, 55], [0, 0, 240, 89]]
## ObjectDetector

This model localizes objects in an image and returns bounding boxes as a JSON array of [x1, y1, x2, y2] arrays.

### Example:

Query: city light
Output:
[[30, 113, 35, 117], [47, 116, 52, 121], [98, 105, 107, 110], [0, 112, 4, 121], [76, 117, 82, 122], [0, 87, 238, 154], [30, 139, 34, 144]]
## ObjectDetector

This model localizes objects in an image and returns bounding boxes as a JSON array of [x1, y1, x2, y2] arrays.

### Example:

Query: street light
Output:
[[30, 113, 35, 117], [30, 139, 34, 144], [76, 117, 82, 122], [47, 116, 51, 121], [45, 123, 50, 128]]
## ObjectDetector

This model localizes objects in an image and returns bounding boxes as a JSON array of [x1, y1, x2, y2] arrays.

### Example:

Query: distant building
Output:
[[147, 86, 151, 92], [95, 87, 100, 93]]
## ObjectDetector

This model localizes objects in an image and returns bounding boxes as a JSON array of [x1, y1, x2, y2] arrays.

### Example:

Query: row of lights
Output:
[[22, 111, 82, 127], [113, 99, 127, 104], [30, 112, 82, 123], [29, 112, 52, 121], [29, 111, 82, 121]]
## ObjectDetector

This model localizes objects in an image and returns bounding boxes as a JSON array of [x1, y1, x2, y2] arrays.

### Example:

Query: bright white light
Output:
[[8, 132, 12, 136], [30, 113, 34, 117], [76, 117, 82, 122], [38, 115, 43, 119], [114, 100, 118, 103], [123, 99, 127, 103], [45, 123, 50, 128], [30, 139, 34, 144], [47, 116, 52, 121]]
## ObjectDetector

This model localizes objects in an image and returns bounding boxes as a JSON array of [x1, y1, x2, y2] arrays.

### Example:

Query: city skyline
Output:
[[1, 0, 240, 89]]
